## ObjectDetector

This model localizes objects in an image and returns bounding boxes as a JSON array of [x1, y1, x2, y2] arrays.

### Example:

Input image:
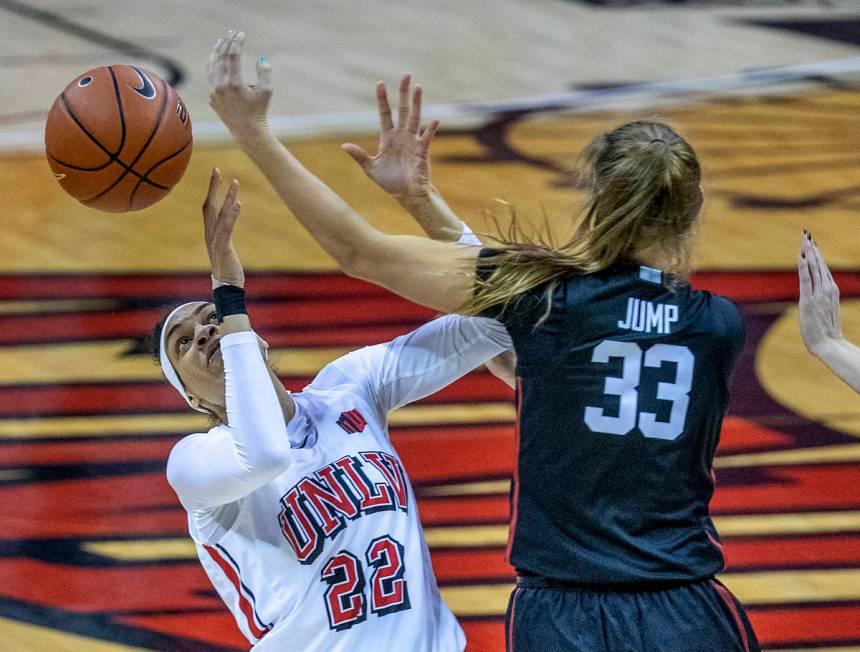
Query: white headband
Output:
[[159, 301, 208, 412]]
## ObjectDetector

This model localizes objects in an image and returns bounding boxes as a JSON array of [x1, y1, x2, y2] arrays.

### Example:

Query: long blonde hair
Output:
[[461, 120, 702, 317]]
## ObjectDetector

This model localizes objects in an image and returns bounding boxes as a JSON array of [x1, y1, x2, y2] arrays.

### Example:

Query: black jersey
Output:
[[480, 252, 745, 585]]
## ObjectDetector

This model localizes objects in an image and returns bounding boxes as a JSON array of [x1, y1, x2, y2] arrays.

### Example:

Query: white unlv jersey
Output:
[[166, 315, 511, 651]]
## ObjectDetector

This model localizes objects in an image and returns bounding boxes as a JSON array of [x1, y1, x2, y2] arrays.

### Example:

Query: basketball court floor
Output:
[[1, 1, 860, 650]]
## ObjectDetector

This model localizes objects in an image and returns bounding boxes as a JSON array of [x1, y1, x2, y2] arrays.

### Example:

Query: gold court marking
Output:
[[0, 341, 348, 385], [82, 510, 860, 563], [715, 443, 860, 468], [0, 299, 121, 314], [0, 403, 516, 439], [82, 538, 197, 562], [0, 617, 150, 652], [439, 569, 860, 616]]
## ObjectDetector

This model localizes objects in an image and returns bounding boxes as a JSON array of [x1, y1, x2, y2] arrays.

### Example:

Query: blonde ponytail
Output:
[[461, 121, 701, 318]]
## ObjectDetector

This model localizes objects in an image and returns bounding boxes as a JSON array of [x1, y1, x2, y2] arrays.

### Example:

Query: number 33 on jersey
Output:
[[585, 340, 694, 441]]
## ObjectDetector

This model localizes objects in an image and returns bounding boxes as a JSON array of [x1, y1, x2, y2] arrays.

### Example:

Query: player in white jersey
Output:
[[157, 169, 511, 650]]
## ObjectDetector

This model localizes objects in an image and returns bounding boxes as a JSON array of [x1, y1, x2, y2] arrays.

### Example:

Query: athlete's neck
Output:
[[633, 244, 671, 271]]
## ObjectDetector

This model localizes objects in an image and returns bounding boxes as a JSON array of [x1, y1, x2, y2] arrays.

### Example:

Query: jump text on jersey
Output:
[[618, 298, 678, 335]]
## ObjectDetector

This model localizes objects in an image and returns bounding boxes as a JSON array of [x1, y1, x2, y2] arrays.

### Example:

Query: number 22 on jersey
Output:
[[321, 535, 410, 631], [584, 340, 695, 440]]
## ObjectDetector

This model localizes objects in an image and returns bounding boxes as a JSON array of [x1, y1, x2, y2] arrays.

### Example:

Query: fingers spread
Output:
[[341, 143, 372, 170], [217, 31, 232, 55], [407, 85, 422, 134], [211, 32, 236, 88], [222, 178, 239, 214], [255, 55, 272, 96], [207, 167, 221, 198], [204, 168, 221, 213], [224, 199, 242, 231], [207, 38, 223, 86], [203, 168, 222, 246], [420, 119, 440, 150], [212, 179, 240, 239], [376, 82, 394, 131], [397, 73, 411, 128], [225, 31, 245, 85]]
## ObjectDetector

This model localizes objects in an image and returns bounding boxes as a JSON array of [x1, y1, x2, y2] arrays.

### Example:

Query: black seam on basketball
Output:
[[48, 152, 168, 187], [47, 152, 112, 172], [58, 92, 115, 160], [80, 77, 170, 203], [128, 138, 193, 210], [57, 91, 165, 188], [107, 66, 128, 157]]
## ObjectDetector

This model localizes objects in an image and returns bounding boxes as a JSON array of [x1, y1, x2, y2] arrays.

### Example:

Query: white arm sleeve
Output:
[[311, 315, 512, 414], [457, 222, 482, 246], [166, 331, 305, 512]]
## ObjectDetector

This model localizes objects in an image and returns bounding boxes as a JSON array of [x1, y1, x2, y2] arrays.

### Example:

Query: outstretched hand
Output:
[[208, 30, 272, 142], [342, 74, 440, 199], [798, 231, 843, 357], [203, 168, 245, 288]]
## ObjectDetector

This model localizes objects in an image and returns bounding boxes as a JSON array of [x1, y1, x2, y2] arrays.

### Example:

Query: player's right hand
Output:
[[798, 230, 843, 358], [208, 30, 272, 142], [342, 74, 440, 200], [203, 168, 245, 289]]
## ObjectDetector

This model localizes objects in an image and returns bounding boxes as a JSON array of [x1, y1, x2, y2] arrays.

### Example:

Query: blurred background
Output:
[[1, 0, 860, 650]]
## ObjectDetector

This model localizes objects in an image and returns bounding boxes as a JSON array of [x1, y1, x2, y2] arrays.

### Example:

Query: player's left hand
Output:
[[798, 231, 844, 358], [208, 30, 272, 142], [342, 74, 440, 199], [203, 168, 245, 289]]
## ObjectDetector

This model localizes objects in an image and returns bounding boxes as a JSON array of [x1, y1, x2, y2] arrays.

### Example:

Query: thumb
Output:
[[341, 143, 372, 171]]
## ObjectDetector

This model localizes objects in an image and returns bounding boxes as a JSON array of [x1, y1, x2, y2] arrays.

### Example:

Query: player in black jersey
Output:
[[210, 31, 758, 651]]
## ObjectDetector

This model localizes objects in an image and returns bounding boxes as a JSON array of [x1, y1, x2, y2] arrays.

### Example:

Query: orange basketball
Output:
[[44, 65, 193, 213]]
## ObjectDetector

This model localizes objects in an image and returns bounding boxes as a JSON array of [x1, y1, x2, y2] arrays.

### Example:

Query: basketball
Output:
[[44, 65, 193, 213]]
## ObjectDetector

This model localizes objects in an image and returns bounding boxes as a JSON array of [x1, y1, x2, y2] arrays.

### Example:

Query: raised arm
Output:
[[311, 314, 512, 416], [341, 77, 516, 386], [342, 74, 468, 243], [208, 32, 477, 313], [798, 231, 860, 393], [167, 171, 300, 513]]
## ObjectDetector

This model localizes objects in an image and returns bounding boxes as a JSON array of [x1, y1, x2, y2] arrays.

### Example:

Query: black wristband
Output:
[[213, 284, 247, 322]]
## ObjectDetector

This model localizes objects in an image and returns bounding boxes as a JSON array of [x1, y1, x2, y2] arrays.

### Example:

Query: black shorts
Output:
[[505, 576, 759, 652]]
